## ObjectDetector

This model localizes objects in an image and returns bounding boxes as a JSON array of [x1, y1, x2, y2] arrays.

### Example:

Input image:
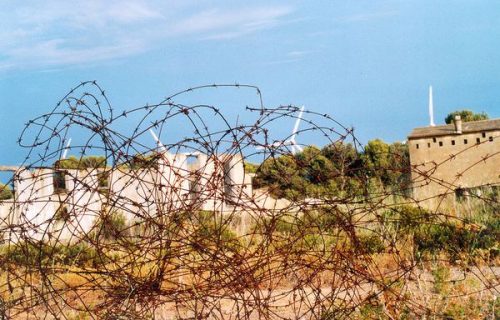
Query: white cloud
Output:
[[174, 6, 292, 38], [287, 50, 314, 58], [0, 1, 294, 71], [338, 10, 398, 23]]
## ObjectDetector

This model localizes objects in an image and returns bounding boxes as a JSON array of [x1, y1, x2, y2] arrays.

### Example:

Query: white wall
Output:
[[2, 152, 257, 242]]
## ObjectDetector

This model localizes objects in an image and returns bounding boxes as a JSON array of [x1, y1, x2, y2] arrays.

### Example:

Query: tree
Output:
[[363, 139, 390, 178], [387, 142, 410, 190], [253, 140, 412, 200], [0, 183, 13, 200], [362, 140, 410, 192], [252, 154, 301, 199], [55, 155, 107, 169], [444, 110, 489, 124], [296, 146, 335, 184], [321, 141, 360, 176], [321, 142, 364, 193], [244, 162, 259, 174]]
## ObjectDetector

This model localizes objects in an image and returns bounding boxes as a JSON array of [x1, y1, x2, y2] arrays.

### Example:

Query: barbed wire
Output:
[[0, 81, 498, 319]]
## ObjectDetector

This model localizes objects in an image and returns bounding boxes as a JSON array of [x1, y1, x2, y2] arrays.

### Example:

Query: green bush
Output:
[[2, 242, 101, 267], [252, 140, 411, 200], [357, 233, 385, 255], [193, 211, 241, 252], [382, 205, 433, 235], [55, 155, 107, 169], [0, 183, 13, 200], [414, 220, 498, 261], [432, 264, 450, 294], [444, 110, 489, 124], [243, 162, 259, 174], [92, 211, 129, 241]]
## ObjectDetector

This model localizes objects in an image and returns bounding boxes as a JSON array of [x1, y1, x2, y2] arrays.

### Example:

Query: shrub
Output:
[[432, 264, 450, 294], [243, 162, 258, 174], [55, 156, 107, 169], [357, 233, 385, 255], [193, 211, 241, 252], [92, 211, 129, 241], [414, 220, 498, 261], [2, 242, 100, 267], [0, 183, 13, 201]]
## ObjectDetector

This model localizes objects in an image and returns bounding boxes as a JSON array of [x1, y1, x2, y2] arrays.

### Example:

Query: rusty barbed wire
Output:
[[0, 81, 498, 319]]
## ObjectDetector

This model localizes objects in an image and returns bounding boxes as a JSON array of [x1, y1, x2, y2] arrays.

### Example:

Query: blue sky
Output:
[[1, 0, 499, 165]]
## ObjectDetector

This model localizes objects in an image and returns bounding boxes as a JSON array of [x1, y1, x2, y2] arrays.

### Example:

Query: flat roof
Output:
[[408, 118, 500, 139]]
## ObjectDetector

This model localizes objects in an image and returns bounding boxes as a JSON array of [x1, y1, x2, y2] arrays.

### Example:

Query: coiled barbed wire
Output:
[[0, 81, 497, 319]]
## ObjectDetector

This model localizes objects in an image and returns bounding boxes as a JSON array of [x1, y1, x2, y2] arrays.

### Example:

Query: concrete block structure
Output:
[[408, 117, 500, 210], [14, 168, 59, 240], [0, 151, 258, 241]]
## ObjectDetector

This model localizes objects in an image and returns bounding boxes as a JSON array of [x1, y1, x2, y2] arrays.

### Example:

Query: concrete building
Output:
[[408, 117, 500, 209], [0, 151, 257, 242]]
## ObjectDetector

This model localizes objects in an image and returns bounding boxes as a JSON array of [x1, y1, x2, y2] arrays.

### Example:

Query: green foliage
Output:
[[1, 242, 101, 267], [92, 211, 129, 241], [357, 300, 386, 319], [432, 264, 450, 294], [55, 155, 107, 169], [253, 144, 365, 200], [387, 142, 411, 191], [296, 146, 336, 184], [127, 153, 160, 170], [362, 139, 410, 190], [444, 109, 489, 124], [383, 205, 433, 232], [414, 220, 498, 261], [379, 204, 498, 261], [0, 183, 13, 200], [253, 140, 410, 200], [441, 296, 496, 319], [243, 162, 259, 174], [357, 232, 385, 255], [363, 139, 390, 174], [192, 211, 241, 252], [252, 153, 301, 199]]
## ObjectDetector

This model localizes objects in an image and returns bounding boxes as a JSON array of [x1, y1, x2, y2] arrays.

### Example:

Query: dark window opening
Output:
[[476, 137, 480, 144], [451, 140, 455, 145], [455, 187, 467, 202], [432, 137, 436, 143], [464, 139, 468, 145], [427, 143, 431, 148], [416, 144, 419, 149], [53, 170, 67, 193], [489, 136, 494, 142], [482, 132, 486, 138], [439, 141, 443, 147]]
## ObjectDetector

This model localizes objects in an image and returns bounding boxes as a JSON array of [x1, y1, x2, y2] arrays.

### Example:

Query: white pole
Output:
[[429, 86, 435, 126], [61, 138, 71, 159], [149, 129, 167, 153]]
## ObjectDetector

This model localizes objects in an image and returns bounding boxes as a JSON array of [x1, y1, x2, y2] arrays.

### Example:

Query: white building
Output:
[[0, 152, 255, 242]]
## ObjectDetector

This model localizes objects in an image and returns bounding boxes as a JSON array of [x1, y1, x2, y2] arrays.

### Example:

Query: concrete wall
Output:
[[109, 166, 159, 222], [223, 154, 252, 205], [14, 168, 59, 240], [0, 152, 264, 242], [52, 169, 103, 241], [408, 130, 500, 210], [108, 152, 194, 222], [189, 153, 225, 211], [0, 201, 14, 241]]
